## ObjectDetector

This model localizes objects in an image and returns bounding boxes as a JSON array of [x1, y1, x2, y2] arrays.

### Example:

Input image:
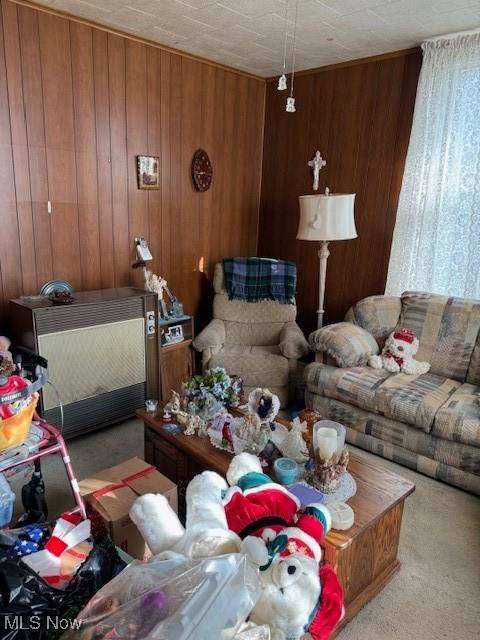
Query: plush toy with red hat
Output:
[[130, 452, 344, 640], [368, 327, 430, 375], [224, 453, 344, 640]]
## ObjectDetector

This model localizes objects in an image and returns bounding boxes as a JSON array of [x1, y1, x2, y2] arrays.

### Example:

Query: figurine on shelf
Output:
[[237, 411, 262, 441], [248, 388, 280, 424], [164, 390, 181, 414], [279, 417, 309, 464], [163, 390, 190, 430], [144, 269, 167, 301], [144, 269, 184, 320], [184, 414, 205, 437], [235, 412, 271, 455]]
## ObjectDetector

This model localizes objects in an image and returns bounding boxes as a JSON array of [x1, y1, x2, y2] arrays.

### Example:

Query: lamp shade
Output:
[[297, 193, 357, 241]]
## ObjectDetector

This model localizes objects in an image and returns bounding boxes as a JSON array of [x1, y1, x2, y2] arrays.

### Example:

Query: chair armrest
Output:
[[308, 322, 378, 368], [279, 322, 310, 359], [193, 319, 226, 352]]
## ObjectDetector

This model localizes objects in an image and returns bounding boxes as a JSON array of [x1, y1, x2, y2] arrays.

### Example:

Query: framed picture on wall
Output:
[[137, 155, 160, 189]]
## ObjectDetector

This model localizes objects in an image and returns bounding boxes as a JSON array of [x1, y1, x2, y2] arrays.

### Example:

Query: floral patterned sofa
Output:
[[305, 291, 480, 494]]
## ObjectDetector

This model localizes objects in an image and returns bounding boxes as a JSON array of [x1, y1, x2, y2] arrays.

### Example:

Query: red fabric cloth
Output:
[[224, 485, 299, 537], [309, 564, 344, 640], [45, 537, 68, 557]]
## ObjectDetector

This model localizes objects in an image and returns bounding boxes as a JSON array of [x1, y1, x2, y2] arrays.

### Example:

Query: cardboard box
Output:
[[79, 457, 177, 560]]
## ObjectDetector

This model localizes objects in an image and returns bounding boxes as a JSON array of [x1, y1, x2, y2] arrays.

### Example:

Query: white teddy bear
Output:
[[130, 453, 344, 640], [368, 327, 430, 375]]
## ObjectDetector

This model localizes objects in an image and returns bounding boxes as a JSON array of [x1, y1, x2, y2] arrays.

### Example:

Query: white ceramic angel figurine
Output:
[[280, 417, 309, 463], [184, 414, 205, 436]]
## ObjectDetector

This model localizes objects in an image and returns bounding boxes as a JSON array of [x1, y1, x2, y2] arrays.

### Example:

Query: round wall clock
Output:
[[191, 148, 213, 192]]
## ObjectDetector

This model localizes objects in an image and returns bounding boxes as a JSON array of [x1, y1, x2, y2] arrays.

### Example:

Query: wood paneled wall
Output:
[[259, 50, 422, 332], [0, 0, 265, 328]]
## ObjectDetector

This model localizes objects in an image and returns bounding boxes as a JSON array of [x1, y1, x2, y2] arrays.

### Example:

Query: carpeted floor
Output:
[[12, 418, 480, 640]]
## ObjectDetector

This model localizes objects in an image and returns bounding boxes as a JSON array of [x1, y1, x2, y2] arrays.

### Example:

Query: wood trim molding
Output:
[[266, 47, 421, 82], [10, 0, 265, 82]]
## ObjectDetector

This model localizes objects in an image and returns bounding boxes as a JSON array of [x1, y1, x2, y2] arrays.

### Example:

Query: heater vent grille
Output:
[[35, 297, 144, 334], [38, 318, 146, 410], [44, 384, 146, 437]]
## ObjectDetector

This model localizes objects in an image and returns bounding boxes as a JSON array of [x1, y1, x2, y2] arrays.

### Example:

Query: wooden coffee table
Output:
[[139, 407, 415, 633]]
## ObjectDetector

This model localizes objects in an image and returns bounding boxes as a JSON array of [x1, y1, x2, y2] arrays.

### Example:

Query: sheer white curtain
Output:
[[386, 31, 480, 298]]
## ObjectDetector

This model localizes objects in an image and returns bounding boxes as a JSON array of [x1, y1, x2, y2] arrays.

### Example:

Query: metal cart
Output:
[[0, 355, 86, 520]]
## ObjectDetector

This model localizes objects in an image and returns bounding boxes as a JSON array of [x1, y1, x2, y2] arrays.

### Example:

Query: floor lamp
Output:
[[297, 190, 357, 329]]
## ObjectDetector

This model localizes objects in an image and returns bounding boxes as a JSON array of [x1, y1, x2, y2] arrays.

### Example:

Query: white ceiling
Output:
[[36, 0, 480, 76]]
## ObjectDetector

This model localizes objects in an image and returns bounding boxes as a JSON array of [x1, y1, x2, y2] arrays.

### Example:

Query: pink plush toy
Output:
[[368, 328, 430, 375]]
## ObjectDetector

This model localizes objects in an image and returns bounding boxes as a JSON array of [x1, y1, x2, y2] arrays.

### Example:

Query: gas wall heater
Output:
[[10, 288, 159, 437]]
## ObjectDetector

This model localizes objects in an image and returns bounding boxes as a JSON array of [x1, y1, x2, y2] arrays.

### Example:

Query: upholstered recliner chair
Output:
[[193, 262, 309, 407]]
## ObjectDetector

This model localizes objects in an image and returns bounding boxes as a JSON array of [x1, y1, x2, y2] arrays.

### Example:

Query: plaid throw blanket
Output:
[[222, 257, 297, 304]]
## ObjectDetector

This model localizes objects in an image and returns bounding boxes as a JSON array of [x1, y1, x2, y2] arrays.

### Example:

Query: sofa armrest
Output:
[[193, 319, 226, 352], [308, 321, 379, 368], [279, 322, 310, 359]]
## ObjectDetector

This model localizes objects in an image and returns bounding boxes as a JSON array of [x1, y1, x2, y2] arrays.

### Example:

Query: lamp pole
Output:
[[317, 241, 330, 329]]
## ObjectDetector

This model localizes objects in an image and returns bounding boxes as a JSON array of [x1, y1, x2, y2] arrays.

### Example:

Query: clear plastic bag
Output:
[[66, 552, 262, 640]]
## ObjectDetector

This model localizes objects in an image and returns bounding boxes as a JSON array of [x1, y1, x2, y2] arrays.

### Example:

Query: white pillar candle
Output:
[[314, 426, 338, 461]]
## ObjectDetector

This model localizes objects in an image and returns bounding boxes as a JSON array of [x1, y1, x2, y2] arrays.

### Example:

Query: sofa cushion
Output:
[[345, 295, 401, 347], [224, 321, 283, 346], [398, 291, 480, 382], [305, 363, 460, 433], [305, 363, 392, 414], [432, 383, 480, 448], [209, 345, 289, 388], [373, 372, 460, 433], [305, 393, 480, 488], [466, 333, 480, 385], [308, 322, 379, 367]]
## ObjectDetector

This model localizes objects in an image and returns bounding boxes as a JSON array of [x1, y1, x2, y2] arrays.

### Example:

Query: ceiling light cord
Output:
[[290, 0, 299, 98], [285, 0, 299, 111], [277, 0, 290, 90], [282, 0, 289, 74]]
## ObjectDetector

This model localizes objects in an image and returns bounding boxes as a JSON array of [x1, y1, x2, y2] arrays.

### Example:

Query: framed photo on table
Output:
[[137, 155, 160, 189]]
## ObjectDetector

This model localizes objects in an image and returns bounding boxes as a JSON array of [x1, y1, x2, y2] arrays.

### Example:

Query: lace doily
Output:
[[298, 471, 357, 504]]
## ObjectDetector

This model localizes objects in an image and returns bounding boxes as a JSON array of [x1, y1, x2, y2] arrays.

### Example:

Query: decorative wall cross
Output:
[[308, 150, 327, 191]]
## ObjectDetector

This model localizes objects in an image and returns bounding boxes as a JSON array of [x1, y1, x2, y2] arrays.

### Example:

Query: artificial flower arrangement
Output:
[[183, 367, 242, 419]]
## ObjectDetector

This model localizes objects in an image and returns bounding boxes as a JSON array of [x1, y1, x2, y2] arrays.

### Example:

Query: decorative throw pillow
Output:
[[345, 295, 401, 347], [399, 291, 480, 382], [309, 322, 379, 368]]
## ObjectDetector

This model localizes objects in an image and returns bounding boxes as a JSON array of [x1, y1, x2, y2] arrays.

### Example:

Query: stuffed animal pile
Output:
[[368, 327, 430, 375], [130, 452, 344, 640]]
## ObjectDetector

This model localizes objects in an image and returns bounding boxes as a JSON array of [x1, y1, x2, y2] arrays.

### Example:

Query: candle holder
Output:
[[298, 408, 320, 446], [311, 420, 349, 493]]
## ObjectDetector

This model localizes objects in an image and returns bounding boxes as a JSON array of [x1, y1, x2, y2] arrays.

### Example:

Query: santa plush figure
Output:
[[224, 454, 344, 640], [130, 453, 344, 640], [368, 327, 430, 375]]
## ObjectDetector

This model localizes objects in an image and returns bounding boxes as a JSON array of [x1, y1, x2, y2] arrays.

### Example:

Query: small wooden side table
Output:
[[158, 316, 195, 401], [138, 406, 415, 633]]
